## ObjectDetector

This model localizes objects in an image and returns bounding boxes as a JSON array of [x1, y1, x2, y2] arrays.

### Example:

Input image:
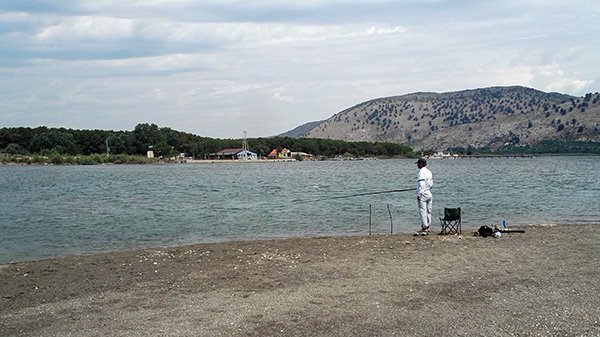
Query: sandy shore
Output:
[[1, 224, 599, 337]]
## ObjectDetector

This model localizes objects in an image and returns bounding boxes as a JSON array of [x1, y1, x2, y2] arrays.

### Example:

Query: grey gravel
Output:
[[1, 224, 599, 337]]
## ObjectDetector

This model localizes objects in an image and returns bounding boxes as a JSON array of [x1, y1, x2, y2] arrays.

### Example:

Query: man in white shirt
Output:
[[415, 157, 433, 235]]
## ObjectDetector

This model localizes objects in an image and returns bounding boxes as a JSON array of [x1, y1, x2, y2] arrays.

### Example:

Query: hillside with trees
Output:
[[278, 120, 324, 138], [303, 86, 600, 151], [3, 86, 599, 164]]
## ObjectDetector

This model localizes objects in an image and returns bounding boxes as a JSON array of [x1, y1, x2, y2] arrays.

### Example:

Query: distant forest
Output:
[[1, 123, 598, 165], [0, 123, 414, 161]]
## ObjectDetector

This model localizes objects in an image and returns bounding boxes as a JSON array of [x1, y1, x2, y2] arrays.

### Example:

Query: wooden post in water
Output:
[[387, 204, 393, 234], [368, 204, 372, 236]]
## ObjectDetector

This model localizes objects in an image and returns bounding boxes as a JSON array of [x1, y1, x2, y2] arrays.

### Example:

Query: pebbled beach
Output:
[[1, 224, 599, 337]]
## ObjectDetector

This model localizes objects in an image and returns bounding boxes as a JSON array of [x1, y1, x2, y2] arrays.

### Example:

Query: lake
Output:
[[1, 156, 598, 263]]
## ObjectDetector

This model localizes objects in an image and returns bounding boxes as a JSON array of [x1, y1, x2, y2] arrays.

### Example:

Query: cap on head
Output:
[[416, 157, 427, 165]]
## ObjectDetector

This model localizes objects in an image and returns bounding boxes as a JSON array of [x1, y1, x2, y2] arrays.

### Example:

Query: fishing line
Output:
[[294, 188, 414, 204]]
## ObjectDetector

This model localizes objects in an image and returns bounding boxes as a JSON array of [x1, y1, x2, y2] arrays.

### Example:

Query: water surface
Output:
[[1, 156, 598, 263]]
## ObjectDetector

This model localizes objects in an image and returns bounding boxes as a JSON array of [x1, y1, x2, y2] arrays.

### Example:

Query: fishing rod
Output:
[[294, 188, 414, 204]]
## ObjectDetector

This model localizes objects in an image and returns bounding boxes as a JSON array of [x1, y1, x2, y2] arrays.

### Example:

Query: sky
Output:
[[1, 1, 599, 139]]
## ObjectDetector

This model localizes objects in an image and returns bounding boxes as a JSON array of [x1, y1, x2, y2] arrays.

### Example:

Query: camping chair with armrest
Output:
[[439, 207, 461, 235]]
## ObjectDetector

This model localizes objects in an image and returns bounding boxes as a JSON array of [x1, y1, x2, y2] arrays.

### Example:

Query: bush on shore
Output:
[[0, 153, 158, 165]]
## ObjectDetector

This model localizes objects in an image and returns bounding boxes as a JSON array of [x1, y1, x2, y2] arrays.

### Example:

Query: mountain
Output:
[[278, 120, 324, 138], [289, 86, 600, 150]]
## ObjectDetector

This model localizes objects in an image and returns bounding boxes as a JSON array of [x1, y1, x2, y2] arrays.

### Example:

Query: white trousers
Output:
[[417, 191, 433, 230]]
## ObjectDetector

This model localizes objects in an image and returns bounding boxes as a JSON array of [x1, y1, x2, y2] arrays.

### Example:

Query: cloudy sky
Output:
[[1, 1, 599, 138]]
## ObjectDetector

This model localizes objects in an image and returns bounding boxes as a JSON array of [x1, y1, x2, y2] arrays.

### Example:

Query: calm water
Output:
[[1, 156, 599, 263]]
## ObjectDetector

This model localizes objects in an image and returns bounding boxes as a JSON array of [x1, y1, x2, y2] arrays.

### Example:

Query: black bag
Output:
[[477, 225, 494, 237]]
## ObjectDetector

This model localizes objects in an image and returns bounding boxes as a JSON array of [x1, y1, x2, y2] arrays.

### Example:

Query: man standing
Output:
[[415, 157, 433, 235]]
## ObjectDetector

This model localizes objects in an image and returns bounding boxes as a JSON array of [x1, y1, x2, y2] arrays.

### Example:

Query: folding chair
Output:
[[439, 207, 461, 235]]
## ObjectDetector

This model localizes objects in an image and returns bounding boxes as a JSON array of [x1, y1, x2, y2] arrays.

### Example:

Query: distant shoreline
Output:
[[185, 158, 298, 164], [2, 153, 599, 166]]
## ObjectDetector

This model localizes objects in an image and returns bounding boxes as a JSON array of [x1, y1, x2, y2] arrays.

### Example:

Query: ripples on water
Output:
[[1, 156, 598, 263]]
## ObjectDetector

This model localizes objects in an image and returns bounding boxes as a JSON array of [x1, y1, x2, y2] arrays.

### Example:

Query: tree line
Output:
[[0, 123, 415, 160], [448, 140, 600, 155]]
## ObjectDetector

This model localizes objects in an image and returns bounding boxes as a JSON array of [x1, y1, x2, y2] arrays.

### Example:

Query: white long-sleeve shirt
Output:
[[416, 167, 433, 196]]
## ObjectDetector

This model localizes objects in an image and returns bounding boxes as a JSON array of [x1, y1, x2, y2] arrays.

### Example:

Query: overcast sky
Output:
[[1, 1, 599, 138]]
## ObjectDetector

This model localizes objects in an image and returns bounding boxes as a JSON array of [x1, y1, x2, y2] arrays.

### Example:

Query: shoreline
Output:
[[2, 223, 599, 336], [1, 222, 585, 266]]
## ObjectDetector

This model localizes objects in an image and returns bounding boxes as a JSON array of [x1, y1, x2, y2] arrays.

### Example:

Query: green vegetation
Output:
[[0, 124, 415, 165], [449, 140, 600, 155], [494, 140, 600, 155], [3, 122, 595, 165], [0, 153, 157, 165]]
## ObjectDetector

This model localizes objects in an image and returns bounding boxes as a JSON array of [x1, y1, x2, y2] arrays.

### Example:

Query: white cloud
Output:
[[272, 91, 294, 103], [210, 83, 265, 96], [1, 0, 599, 138], [531, 64, 594, 93], [36, 16, 134, 41]]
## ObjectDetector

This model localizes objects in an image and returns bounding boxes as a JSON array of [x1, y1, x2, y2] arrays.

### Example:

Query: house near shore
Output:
[[214, 148, 257, 160], [267, 148, 292, 159], [290, 152, 315, 160], [426, 151, 458, 159]]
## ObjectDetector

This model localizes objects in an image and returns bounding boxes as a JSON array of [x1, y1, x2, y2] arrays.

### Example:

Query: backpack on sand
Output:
[[477, 225, 494, 237]]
